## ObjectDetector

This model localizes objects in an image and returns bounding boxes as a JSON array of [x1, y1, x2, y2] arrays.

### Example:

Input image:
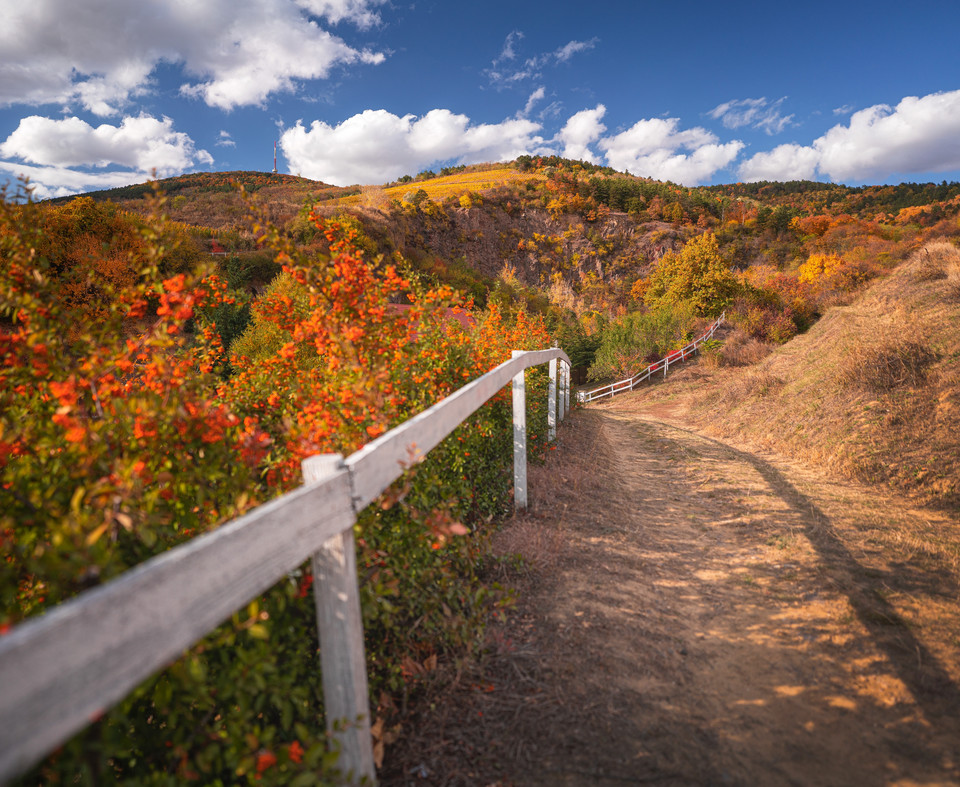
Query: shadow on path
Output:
[[645, 416, 960, 722]]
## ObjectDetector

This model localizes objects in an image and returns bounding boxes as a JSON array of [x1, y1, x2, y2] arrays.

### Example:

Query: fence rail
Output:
[[577, 312, 724, 404], [0, 347, 571, 785]]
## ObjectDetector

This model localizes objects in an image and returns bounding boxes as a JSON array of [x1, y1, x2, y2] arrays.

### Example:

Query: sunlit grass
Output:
[[326, 167, 544, 206]]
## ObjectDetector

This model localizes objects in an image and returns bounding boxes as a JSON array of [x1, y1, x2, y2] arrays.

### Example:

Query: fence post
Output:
[[511, 351, 527, 510], [562, 361, 569, 418], [302, 455, 376, 785], [548, 355, 557, 441]]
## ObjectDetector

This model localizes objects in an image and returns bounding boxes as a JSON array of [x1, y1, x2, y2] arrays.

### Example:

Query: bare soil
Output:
[[381, 396, 960, 786]]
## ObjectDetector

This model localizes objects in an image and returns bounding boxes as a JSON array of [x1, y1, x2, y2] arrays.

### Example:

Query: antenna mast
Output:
[[272, 141, 278, 174]]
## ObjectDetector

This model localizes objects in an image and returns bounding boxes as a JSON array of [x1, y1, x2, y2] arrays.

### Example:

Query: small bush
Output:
[[913, 245, 951, 282], [947, 277, 960, 301], [719, 329, 773, 367], [840, 338, 939, 391], [718, 367, 784, 407], [588, 302, 696, 380], [698, 338, 723, 369]]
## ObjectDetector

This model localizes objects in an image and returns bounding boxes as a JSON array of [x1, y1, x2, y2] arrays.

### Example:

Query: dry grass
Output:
[[838, 334, 939, 391], [677, 242, 960, 512], [490, 515, 566, 576], [912, 241, 956, 281], [947, 271, 960, 301], [716, 367, 785, 409], [718, 328, 774, 367]]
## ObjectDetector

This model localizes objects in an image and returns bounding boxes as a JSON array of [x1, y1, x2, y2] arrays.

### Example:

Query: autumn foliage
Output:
[[0, 185, 551, 784]]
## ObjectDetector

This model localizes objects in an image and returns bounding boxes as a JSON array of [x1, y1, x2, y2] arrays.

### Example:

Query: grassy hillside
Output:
[[654, 243, 960, 511]]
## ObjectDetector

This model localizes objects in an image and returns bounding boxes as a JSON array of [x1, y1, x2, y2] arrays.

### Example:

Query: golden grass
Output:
[[717, 328, 774, 367], [912, 242, 955, 281], [837, 335, 938, 391], [325, 167, 544, 206]]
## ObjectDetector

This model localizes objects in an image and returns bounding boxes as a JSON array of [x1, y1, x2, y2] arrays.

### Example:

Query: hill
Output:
[[638, 242, 960, 512], [32, 158, 960, 383]]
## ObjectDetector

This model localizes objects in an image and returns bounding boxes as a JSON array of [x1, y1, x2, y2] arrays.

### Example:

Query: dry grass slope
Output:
[[688, 242, 960, 512]]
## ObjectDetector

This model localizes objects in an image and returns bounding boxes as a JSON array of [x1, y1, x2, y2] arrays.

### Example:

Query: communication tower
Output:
[[272, 141, 278, 174]]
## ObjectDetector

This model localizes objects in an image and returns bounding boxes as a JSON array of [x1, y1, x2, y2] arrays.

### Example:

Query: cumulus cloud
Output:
[[558, 104, 606, 162], [739, 89, 960, 183], [216, 130, 236, 147], [708, 97, 793, 135], [0, 114, 212, 197], [0, 115, 212, 173], [0, 160, 158, 201], [599, 117, 744, 184], [282, 104, 743, 186], [737, 143, 820, 181], [0, 0, 386, 115], [281, 109, 546, 184], [294, 0, 387, 29]]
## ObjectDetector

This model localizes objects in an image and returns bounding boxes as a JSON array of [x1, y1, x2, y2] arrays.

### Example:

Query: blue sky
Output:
[[2, 0, 960, 199]]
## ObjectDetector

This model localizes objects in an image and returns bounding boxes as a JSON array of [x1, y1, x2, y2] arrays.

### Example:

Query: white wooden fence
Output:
[[577, 313, 724, 404], [0, 347, 571, 785]]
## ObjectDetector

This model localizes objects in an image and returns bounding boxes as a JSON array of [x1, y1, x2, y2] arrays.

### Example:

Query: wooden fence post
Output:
[[559, 361, 567, 421], [548, 356, 557, 441], [302, 455, 376, 785], [511, 351, 527, 510]]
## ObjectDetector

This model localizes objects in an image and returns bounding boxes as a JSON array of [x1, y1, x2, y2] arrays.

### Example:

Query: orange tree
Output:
[[1, 187, 552, 784]]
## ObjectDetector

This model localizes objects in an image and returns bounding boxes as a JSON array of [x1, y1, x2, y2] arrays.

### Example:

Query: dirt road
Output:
[[383, 398, 960, 786]]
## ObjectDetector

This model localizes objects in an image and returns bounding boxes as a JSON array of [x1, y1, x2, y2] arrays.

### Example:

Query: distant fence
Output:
[[578, 313, 725, 404], [0, 348, 571, 785]]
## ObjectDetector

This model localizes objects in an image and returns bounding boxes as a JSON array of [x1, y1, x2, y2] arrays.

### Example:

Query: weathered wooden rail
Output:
[[577, 312, 724, 404], [0, 348, 571, 785]]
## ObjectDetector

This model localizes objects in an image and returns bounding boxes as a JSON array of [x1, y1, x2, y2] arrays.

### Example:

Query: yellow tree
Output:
[[644, 232, 737, 316]]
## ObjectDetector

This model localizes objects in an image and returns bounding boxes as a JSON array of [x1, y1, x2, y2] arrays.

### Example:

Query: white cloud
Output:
[[739, 89, 960, 183], [0, 115, 212, 174], [0, 160, 154, 200], [738, 143, 820, 181], [0, 0, 386, 115], [282, 105, 745, 187], [216, 130, 236, 147], [294, 0, 387, 29], [558, 104, 606, 163], [708, 97, 793, 135], [281, 108, 546, 184], [554, 38, 599, 63], [520, 87, 546, 118], [487, 33, 598, 88], [599, 118, 743, 184], [0, 114, 212, 197], [497, 31, 524, 63], [816, 91, 960, 181]]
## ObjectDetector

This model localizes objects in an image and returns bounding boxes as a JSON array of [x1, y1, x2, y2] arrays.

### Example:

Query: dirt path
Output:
[[382, 399, 960, 786]]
